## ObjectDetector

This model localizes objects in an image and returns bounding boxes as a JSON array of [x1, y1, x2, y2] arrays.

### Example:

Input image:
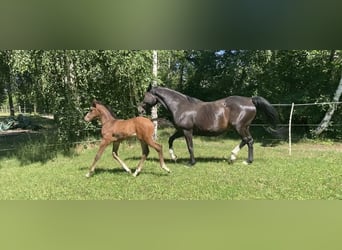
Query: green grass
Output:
[[1, 128, 342, 200]]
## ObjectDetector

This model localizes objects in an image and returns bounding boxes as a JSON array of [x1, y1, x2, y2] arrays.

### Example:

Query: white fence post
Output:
[[288, 102, 295, 156]]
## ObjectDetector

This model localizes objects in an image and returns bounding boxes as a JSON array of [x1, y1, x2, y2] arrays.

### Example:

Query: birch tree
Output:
[[313, 70, 342, 135], [151, 50, 158, 139]]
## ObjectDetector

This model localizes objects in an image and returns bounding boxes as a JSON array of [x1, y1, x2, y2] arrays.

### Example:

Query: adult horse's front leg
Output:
[[168, 130, 183, 161], [86, 139, 110, 177], [183, 129, 196, 166]]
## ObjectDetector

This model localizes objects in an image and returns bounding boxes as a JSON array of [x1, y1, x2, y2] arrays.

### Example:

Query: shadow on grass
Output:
[[0, 130, 59, 165], [0, 115, 60, 165], [79, 166, 170, 177], [158, 125, 288, 148], [125, 156, 231, 166]]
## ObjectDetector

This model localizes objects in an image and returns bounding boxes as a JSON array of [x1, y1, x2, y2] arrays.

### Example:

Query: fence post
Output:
[[289, 102, 295, 156]]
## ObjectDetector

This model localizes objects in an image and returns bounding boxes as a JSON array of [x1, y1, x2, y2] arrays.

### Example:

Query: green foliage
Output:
[[1, 50, 342, 143]]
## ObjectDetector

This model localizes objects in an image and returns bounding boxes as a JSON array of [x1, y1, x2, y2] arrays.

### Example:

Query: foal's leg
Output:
[[146, 137, 170, 173], [86, 139, 110, 177], [183, 129, 196, 166], [112, 141, 132, 174], [133, 141, 149, 177], [168, 130, 183, 161]]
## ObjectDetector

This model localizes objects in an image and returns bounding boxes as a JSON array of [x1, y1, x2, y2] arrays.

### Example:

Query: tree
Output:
[[151, 50, 158, 138], [0, 51, 15, 116], [1, 49, 342, 142], [313, 70, 342, 135]]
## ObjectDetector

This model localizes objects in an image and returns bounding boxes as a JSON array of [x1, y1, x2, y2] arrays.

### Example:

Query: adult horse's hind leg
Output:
[[183, 129, 196, 166], [229, 138, 247, 164], [245, 136, 254, 164], [133, 141, 149, 177], [112, 141, 132, 174], [229, 125, 254, 164]]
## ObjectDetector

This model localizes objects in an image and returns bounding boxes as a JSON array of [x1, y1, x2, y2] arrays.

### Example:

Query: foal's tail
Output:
[[252, 96, 284, 138]]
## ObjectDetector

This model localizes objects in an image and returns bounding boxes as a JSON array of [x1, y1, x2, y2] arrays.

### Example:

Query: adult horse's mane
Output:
[[92, 100, 117, 118], [152, 86, 202, 104], [186, 95, 202, 103]]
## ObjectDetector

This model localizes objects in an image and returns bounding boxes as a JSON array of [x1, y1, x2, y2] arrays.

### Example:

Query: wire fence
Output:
[[273, 101, 342, 155], [0, 105, 35, 114], [272, 101, 342, 107], [1, 101, 342, 155]]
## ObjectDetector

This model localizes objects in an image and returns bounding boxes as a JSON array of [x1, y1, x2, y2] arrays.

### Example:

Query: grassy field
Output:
[[1, 124, 342, 200]]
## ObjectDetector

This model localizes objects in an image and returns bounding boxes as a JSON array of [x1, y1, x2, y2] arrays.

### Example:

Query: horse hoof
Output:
[[169, 149, 177, 161], [187, 161, 196, 167], [85, 172, 93, 178], [242, 160, 252, 165]]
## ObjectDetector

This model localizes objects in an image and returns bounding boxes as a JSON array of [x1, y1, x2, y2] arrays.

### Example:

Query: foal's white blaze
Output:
[[169, 149, 177, 160]]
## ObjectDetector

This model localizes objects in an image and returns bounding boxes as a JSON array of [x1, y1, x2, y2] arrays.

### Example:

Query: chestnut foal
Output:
[[84, 100, 170, 177]]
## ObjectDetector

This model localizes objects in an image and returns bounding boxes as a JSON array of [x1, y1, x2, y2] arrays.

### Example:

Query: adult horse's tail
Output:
[[252, 96, 284, 138]]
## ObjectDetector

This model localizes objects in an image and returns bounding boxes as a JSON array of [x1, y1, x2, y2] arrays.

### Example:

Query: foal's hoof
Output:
[[85, 172, 94, 178], [242, 160, 252, 165]]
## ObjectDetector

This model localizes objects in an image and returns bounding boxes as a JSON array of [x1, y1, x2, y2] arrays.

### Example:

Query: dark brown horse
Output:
[[139, 85, 279, 165], [84, 100, 170, 177]]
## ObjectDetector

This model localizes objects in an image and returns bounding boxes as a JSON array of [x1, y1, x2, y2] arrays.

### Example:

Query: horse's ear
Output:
[[92, 99, 98, 107]]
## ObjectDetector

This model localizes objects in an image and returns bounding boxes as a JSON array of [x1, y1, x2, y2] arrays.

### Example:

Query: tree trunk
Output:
[[151, 50, 158, 139], [7, 78, 15, 116], [313, 71, 342, 135], [8, 88, 15, 116]]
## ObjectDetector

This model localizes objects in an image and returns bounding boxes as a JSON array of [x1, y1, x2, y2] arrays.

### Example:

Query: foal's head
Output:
[[84, 100, 116, 122], [84, 100, 103, 122], [84, 106, 100, 122]]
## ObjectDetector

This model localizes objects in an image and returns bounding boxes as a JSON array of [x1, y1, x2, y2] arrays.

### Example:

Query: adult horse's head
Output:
[[138, 84, 158, 115]]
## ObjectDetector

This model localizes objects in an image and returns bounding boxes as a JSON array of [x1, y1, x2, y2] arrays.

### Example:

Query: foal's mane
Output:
[[92, 100, 117, 118]]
